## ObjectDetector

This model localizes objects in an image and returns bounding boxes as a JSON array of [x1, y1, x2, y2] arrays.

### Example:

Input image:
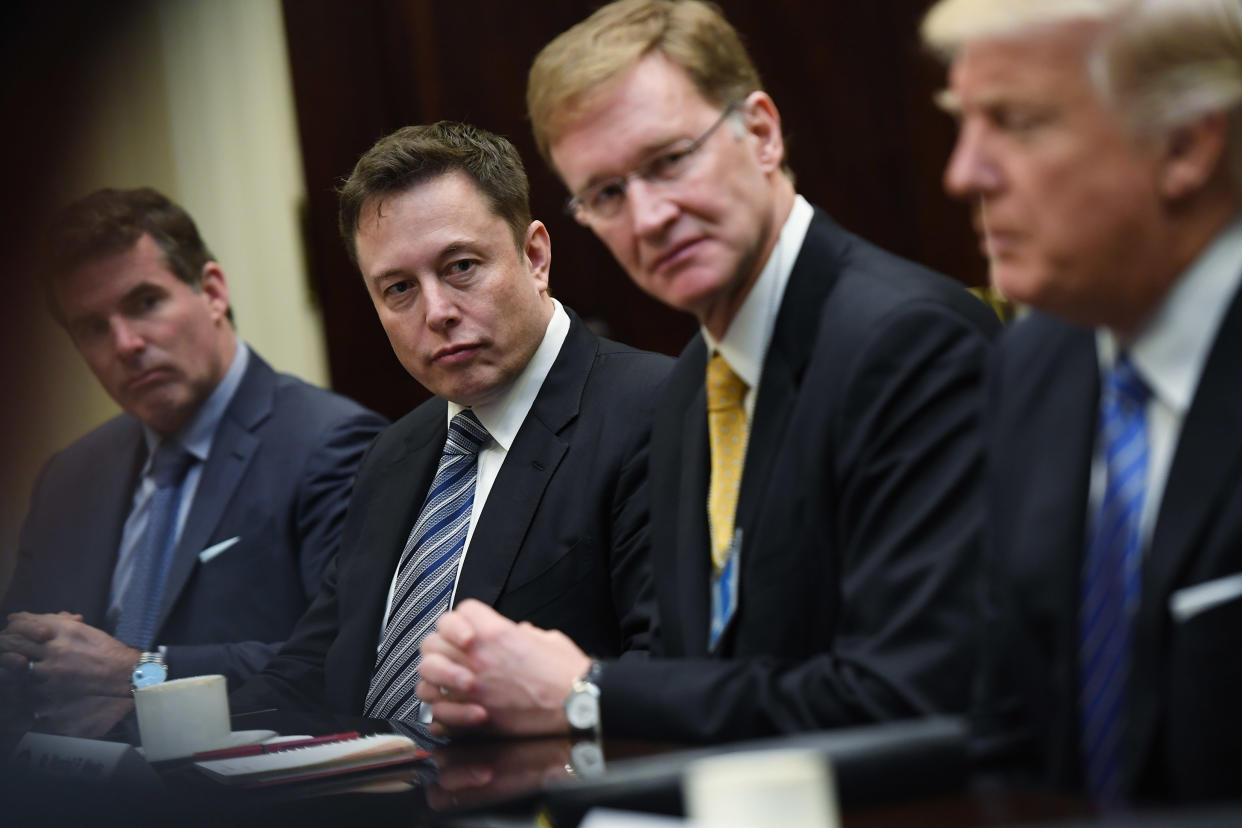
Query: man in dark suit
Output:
[[0, 188, 386, 737], [231, 122, 670, 721], [416, 0, 998, 742], [925, 0, 1242, 803]]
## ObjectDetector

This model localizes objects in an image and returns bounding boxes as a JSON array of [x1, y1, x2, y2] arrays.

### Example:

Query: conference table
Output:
[[4, 711, 1239, 827]]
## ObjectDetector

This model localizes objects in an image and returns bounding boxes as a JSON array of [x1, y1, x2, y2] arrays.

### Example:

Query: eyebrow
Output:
[[368, 241, 480, 285], [578, 134, 691, 191]]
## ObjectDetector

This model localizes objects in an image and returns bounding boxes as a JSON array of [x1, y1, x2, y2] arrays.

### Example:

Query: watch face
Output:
[[566, 692, 599, 731], [132, 662, 168, 688]]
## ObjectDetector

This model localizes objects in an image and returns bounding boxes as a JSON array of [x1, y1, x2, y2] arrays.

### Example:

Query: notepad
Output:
[[194, 733, 427, 787]]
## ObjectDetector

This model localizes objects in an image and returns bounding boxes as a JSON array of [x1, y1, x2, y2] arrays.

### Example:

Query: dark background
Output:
[[279, 0, 982, 421]]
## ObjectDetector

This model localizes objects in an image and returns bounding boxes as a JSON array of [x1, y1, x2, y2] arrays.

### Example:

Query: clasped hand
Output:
[[415, 599, 591, 738]]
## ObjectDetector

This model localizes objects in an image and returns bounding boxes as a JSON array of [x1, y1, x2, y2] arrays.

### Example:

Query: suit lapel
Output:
[[453, 315, 593, 606], [341, 408, 444, 708], [79, 421, 146, 628], [1129, 281, 1242, 781], [155, 357, 272, 630], [735, 210, 842, 539], [1010, 324, 1099, 780], [674, 368, 712, 655]]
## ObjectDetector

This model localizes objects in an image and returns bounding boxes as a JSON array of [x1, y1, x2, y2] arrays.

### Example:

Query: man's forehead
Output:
[[947, 22, 1101, 101]]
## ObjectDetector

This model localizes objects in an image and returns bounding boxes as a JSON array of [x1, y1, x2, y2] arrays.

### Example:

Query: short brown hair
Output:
[[339, 121, 532, 264], [527, 0, 764, 165], [43, 187, 224, 323]]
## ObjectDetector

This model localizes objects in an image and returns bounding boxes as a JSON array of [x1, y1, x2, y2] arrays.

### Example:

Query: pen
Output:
[[193, 731, 361, 761]]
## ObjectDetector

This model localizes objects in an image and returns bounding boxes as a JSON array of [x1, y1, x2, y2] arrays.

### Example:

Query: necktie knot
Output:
[[706, 353, 747, 412], [149, 441, 194, 487], [444, 410, 490, 456], [1106, 355, 1149, 412]]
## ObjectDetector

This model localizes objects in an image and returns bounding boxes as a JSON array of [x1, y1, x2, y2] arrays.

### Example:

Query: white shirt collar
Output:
[[1097, 215, 1242, 413], [447, 298, 569, 451], [700, 194, 814, 391], [141, 340, 250, 468]]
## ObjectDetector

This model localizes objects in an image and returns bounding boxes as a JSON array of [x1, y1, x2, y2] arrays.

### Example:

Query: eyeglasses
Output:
[[565, 99, 742, 224]]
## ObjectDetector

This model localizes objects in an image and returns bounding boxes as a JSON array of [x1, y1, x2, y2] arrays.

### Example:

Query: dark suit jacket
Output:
[[977, 288, 1242, 802], [598, 208, 1000, 742], [3, 351, 387, 688], [232, 311, 672, 715]]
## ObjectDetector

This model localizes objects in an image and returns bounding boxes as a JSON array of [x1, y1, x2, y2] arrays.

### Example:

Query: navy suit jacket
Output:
[[978, 288, 1242, 801], [4, 351, 387, 688], [232, 311, 672, 715], [598, 208, 1000, 742]]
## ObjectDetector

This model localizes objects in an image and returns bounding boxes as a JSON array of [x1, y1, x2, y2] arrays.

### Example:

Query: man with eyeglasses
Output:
[[416, 0, 1000, 743]]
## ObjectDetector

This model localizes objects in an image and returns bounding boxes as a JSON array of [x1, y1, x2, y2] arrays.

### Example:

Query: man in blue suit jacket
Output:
[[0, 188, 386, 736], [926, 0, 1242, 802]]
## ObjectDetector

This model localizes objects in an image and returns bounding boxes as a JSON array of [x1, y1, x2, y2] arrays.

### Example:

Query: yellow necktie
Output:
[[706, 352, 749, 572]]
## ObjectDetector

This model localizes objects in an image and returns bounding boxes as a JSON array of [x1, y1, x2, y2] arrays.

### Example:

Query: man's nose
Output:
[[423, 282, 460, 332], [625, 177, 679, 239], [112, 318, 146, 356], [944, 121, 1001, 199]]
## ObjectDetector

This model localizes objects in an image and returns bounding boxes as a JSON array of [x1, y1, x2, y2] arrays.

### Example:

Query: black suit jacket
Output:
[[598, 209, 1000, 742], [3, 351, 387, 687], [978, 288, 1242, 801], [233, 311, 672, 714]]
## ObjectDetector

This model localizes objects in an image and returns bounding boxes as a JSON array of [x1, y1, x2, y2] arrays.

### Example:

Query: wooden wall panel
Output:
[[282, 0, 980, 420]]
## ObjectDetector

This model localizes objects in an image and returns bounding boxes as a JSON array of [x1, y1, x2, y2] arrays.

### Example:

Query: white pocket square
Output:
[[1169, 572, 1242, 623], [198, 536, 241, 563]]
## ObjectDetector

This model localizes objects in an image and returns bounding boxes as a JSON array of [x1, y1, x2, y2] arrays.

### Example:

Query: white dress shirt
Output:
[[700, 194, 814, 417], [1091, 216, 1242, 549]]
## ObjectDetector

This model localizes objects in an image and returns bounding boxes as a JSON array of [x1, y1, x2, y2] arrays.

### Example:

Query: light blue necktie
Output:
[[114, 441, 195, 650], [365, 410, 490, 721], [1079, 354, 1149, 802]]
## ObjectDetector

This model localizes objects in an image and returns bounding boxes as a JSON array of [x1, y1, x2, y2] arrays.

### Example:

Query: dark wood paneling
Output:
[[282, 0, 980, 420]]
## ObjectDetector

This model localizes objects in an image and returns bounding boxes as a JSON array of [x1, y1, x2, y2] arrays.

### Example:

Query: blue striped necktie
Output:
[[114, 440, 195, 650], [365, 410, 490, 722], [1079, 354, 1149, 802]]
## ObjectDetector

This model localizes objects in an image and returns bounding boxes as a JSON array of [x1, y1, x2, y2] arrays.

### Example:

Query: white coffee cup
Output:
[[683, 747, 840, 828], [133, 674, 231, 762]]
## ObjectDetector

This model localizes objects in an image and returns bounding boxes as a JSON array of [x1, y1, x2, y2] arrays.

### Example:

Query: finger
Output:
[[427, 700, 489, 730], [455, 599, 508, 632], [433, 612, 476, 650], [0, 634, 46, 661], [417, 654, 476, 695], [420, 631, 469, 663], [3, 615, 58, 644], [56, 612, 85, 622]]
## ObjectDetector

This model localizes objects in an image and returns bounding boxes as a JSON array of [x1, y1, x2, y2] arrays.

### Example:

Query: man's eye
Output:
[[447, 260, 475, 276], [386, 281, 414, 296], [646, 148, 691, 180], [590, 181, 626, 210]]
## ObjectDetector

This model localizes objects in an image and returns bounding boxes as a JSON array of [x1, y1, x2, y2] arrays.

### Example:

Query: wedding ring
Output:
[[439, 685, 450, 698], [27, 658, 35, 675]]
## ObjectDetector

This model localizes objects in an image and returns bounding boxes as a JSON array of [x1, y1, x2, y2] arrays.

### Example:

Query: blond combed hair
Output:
[[923, 0, 1242, 182], [920, 0, 1126, 59], [527, 0, 762, 165]]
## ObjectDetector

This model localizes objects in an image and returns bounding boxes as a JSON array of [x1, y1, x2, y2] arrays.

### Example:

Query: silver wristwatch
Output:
[[130, 651, 168, 692], [563, 660, 603, 737]]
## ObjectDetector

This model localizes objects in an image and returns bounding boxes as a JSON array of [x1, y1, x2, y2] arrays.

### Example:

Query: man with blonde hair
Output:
[[416, 0, 999, 743], [925, 0, 1242, 802]]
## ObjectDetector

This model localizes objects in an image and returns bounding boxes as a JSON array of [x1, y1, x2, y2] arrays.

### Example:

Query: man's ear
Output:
[[1159, 111, 1230, 201], [741, 91, 786, 173], [524, 220, 552, 294], [199, 262, 231, 323]]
